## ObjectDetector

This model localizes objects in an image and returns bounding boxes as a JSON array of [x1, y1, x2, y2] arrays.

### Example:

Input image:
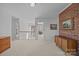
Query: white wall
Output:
[[0, 4, 11, 36], [35, 17, 59, 43], [0, 4, 21, 38], [0, 4, 35, 38]]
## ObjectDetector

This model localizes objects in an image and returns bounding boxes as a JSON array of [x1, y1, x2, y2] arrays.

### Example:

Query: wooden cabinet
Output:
[[58, 37, 62, 47], [62, 38, 68, 51], [55, 36, 61, 47], [0, 36, 10, 53], [55, 36, 77, 55]]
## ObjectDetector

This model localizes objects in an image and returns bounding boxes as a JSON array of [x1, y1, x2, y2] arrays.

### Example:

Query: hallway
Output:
[[1, 40, 65, 56]]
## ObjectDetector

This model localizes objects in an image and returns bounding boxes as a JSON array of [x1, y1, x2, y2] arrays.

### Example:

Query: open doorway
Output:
[[36, 22, 44, 40]]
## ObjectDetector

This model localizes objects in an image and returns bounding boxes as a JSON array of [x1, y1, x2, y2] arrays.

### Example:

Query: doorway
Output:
[[36, 22, 44, 40]]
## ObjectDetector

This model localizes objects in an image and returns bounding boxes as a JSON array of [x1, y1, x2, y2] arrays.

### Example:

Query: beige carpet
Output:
[[0, 39, 65, 56]]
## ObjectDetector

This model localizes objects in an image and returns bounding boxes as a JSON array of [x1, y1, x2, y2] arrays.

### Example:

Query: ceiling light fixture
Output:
[[30, 3, 35, 7]]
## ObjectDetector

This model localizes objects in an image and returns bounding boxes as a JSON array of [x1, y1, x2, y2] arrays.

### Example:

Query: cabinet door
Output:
[[68, 40, 77, 52], [58, 37, 62, 47], [62, 39, 67, 52], [54, 36, 56, 43], [0, 37, 10, 53], [0, 46, 3, 53], [55, 36, 58, 44]]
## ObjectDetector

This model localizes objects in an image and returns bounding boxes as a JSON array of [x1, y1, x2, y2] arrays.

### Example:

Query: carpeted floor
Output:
[[0, 39, 65, 56]]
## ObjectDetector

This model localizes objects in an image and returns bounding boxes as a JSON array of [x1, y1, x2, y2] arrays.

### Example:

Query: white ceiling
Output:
[[0, 3, 69, 19]]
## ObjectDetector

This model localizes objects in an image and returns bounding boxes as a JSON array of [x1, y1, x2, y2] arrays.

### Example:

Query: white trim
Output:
[[59, 3, 72, 14]]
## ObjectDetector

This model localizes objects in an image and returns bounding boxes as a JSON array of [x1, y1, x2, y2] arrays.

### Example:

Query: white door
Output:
[[12, 16, 19, 40]]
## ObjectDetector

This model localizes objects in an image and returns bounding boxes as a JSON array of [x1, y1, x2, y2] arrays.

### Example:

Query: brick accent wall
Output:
[[59, 3, 79, 49]]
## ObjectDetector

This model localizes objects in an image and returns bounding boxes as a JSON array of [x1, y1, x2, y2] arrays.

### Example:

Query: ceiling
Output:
[[0, 3, 70, 19]]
